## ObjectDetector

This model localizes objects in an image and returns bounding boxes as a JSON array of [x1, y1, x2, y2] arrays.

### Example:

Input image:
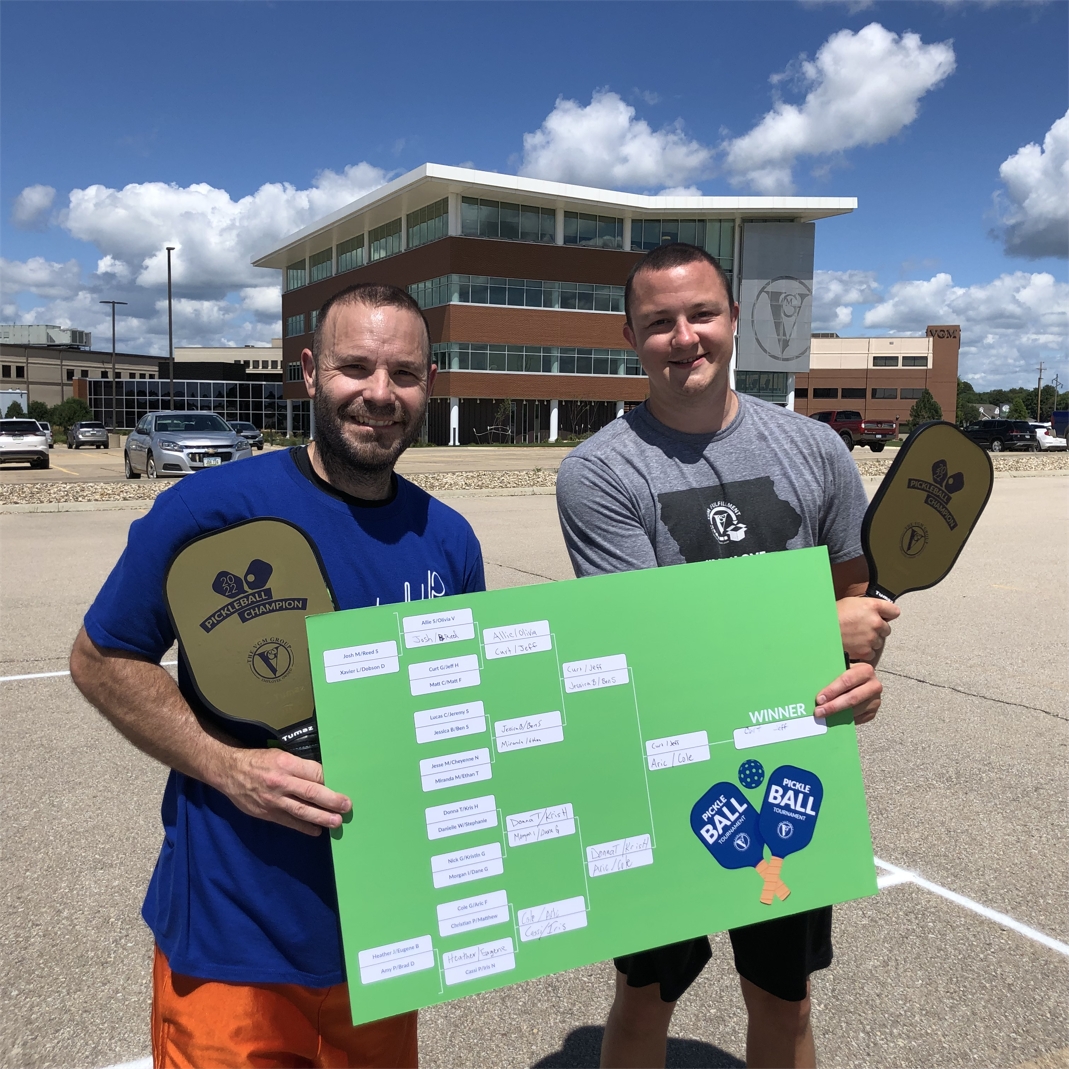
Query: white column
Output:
[[622, 215, 632, 252], [785, 375, 796, 411], [615, 401, 625, 418], [449, 396, 459, 446], [555, 206, 565, 245], [286, 398, 293, 437], [448, 193, 461, 236], [549, 399, 559, 443], [308, 400, 316, 441], [732, 215, 743, 301]]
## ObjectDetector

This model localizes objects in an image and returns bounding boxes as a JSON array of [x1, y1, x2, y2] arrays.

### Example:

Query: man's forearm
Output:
[[69, 627, 233, 789]]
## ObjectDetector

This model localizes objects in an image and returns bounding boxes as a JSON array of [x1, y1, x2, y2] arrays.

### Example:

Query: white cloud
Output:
[[811, 269, 883, 331], [519, 90, 712, 190], [994, 109, 1069, 259], [862, 271, 1068, 387], [723, 23, 955, 194], [3, 163, 389, 352], [658, 186, 704, 197], [11, 184, 56, 230]]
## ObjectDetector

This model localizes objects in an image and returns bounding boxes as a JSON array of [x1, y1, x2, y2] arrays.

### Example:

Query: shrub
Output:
[[28, 400, 50, 422], [4, 400, 25, 418], [908, 389, 943, 426]]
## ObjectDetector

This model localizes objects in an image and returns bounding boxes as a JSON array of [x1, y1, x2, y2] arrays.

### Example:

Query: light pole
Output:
[[166, 246, 176, 408], [1051, 373, 1063, 423], [99, 299, 127, 431], [1035, 361, 1046, 422]]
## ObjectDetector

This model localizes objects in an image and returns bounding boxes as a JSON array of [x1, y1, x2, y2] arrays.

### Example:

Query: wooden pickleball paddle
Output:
[[165, 518, 336, 758], [861, 421, 994, 602]]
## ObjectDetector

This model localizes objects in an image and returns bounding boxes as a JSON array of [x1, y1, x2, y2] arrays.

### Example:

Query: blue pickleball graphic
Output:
[[690, 781, 765, 870], [738, 759, 765, 790], [759, 765, 824, 858]]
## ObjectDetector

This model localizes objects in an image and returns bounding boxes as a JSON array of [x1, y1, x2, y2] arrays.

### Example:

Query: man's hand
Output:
[[814, 662, 882, 725], [837, 596, 900, 662], [216, 748, 351, 837]]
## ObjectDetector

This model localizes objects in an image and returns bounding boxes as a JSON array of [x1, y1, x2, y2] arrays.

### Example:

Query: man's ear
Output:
[[300, 348, 316, 398], [623, 323, 637, 350], [427, 363, 438, 397]]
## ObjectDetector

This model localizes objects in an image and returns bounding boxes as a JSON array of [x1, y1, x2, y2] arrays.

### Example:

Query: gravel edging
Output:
[[1, 454, 1066, 507]]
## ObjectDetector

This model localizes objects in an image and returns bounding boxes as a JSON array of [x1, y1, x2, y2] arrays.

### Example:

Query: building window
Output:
[[15, 366, 25, 379], [735, 371, 791, 404], [252, 360, 260, 369], [1, 365, 9, 378], [337, 235, 365, 273], [461, 198, 555, 243], [900, 388, 924, 399], [564, 212, 623, 249], [285, 313, 307, 337], [139, 373, 146, 380], [630, 218, 735, 270], [285, 259, 307, 291], [902, 356, 928, 367], [149, 374, 155, 379], [270, 360, 279, 370], [841, 387, 866, 399], [310, 309, 320, 331], [794, 387, 808, 398], [309, 248, 333, 284], [81, 369, 88, 378], [409, 274, 625, 314], [872, 355, 898, 367], [813, 387, 838, 399], [432, 342, 642, 377], [287, 362, 303, 382], [66, 368, 75, 380], [407, 198, 449, 249], [369, 218, 402, 261], [871, 388, 898, 399]]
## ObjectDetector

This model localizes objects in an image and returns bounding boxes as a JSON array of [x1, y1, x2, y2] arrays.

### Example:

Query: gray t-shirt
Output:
[[556, 393, 869, 577]]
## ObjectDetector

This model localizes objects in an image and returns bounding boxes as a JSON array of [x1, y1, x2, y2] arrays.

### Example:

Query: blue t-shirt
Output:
[[84, 449, 485, 986]]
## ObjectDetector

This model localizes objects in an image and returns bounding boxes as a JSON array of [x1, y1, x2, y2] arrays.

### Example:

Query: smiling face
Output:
[[301, 300, 436, 477], [623, 260, 739, 432]]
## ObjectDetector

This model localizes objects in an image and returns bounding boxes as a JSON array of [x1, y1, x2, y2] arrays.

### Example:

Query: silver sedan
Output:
[[124, 410, 253, 479]]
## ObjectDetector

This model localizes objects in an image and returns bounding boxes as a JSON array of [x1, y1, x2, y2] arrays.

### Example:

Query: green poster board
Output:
[[307, 548, 877, 1025]]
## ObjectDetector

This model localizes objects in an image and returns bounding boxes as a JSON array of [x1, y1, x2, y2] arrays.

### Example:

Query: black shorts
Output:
[[613, 906, 833, 1004]]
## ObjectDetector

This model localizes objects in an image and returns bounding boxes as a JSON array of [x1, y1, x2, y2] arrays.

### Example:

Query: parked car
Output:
[[37, 420, 54, 448], [67, 420, 109, 449], [124, 410, 253, 478], [961, 419, 1039, 452], [809, 410, 899, 452], [228, 420, 264, 450], [1029, 423, 1067, 451], [0, 418, 50, 469]]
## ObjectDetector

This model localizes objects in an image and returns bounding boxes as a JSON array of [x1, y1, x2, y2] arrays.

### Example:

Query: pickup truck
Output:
[[809, 410, 898, 452]]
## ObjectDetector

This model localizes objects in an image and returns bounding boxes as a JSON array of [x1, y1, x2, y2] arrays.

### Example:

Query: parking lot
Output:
[[0, 471, 1066, 1069]]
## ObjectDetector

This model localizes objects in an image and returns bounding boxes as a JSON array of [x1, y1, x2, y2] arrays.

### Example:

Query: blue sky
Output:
[[2, 0, 1066, 388]]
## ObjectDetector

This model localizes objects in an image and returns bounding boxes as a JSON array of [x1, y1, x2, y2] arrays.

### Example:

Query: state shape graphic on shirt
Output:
[[657, 477, 803, 563]]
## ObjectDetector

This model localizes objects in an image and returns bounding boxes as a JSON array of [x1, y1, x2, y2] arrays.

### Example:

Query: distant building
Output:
[[174, 338, 284, 374], [0, 324, 92, 348]]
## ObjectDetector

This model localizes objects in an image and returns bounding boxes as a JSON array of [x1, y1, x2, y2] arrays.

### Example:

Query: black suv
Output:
[[961, 419, 1038, 452]]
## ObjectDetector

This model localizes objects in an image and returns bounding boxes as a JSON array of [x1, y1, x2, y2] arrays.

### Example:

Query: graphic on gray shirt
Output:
[[556, 394, 869, 577]]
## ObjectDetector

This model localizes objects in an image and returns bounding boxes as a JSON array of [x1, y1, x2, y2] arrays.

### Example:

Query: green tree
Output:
[[27, 400, 50, 422], [4, 400, 25, 418], [908, 389, 943, 425], [49, 396, 91, 431], [1007, 397, 1030, 421], [957, 379, 982, 424]]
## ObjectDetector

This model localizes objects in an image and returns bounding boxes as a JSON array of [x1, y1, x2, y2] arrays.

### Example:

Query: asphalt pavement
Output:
[[0, 476, 1066, 1069]]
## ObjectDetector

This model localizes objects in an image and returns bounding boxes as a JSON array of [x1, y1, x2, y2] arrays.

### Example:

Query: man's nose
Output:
[[669, 316, 698, 349], [361, 368, 395, 407]]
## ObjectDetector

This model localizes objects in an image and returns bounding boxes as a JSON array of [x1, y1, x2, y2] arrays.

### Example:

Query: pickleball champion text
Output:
[[70, 283, 485, 1069], [555, 242, 900, 1069]]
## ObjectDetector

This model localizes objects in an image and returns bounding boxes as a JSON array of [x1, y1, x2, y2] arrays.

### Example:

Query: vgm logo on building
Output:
[[751, 276, 812, 363]]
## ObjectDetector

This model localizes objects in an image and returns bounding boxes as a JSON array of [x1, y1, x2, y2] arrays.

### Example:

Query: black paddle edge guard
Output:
[[860, 420, 994, 602], [163, 516, 338, 754]]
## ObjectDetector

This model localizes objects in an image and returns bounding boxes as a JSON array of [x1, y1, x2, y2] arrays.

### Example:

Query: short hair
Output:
[[311, 283, 433, 367], [624, 242, 734, 326]]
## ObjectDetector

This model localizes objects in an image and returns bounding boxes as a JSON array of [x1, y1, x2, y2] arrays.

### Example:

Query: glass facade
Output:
[[461, 198, 555, 243], [310, 309, 320, 331], [337, 235, 365, 273], [631, 218, 735, 270], [410, 274, 625, 314], [407, 198, 448, 249], [287, 362, 303, 382], [88, 378, 286, 431], [369, 218, 402, 261], [285, 313, 306, 337], [309, 248, 333, 283], [564, 212, 624, 249], [285, 259, 306, 291], [432, 342, 642, 377], [735, 371, 790, 404]]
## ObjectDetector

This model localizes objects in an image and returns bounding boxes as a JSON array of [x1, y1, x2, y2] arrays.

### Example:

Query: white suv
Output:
[[0, 419, 50, 469]]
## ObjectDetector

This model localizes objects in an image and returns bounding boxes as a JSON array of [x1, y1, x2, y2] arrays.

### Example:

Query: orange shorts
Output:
[[151, 945, 418, 1069]]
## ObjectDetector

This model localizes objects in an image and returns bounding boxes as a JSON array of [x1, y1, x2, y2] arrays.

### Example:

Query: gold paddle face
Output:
[[165, 518, 335, 733], [862, 422, 994, 600]]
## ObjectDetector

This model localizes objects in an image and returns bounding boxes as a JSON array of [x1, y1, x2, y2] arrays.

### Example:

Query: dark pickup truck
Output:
[[809, 410, 899, 452]]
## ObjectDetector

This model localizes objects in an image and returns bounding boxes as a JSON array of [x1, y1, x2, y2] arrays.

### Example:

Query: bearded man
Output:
[[70, 283, 484, 1068]]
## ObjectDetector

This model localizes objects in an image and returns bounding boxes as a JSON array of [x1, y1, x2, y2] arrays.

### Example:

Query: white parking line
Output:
[[875, 857, 1069, 957], [0, 660, 177, 683]]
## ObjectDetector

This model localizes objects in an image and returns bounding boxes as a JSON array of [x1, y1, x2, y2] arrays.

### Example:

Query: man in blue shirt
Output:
[[71, 283, 484, 1068]]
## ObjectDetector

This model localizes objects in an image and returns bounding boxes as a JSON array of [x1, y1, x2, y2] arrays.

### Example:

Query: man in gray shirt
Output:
[[556, 243, 899, 1069]]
